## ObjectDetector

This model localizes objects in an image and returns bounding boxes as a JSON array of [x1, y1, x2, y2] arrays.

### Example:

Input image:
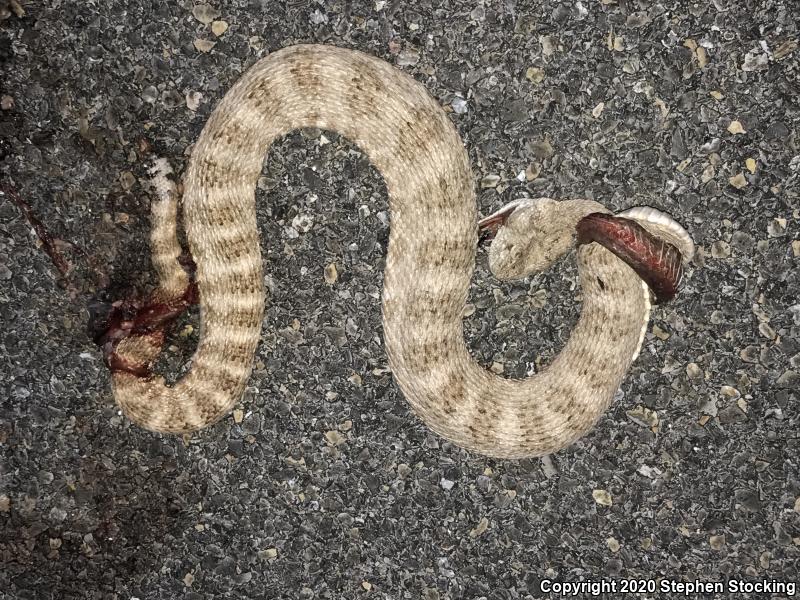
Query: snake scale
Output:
[[106, 44, 694, 459]]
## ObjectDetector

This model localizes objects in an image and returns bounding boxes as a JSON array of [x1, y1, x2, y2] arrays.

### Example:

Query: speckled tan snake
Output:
[[105, 45, 694, 459]]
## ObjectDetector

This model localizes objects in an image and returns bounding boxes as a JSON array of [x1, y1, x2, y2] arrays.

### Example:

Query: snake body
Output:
[[111, 44, 693, 459]]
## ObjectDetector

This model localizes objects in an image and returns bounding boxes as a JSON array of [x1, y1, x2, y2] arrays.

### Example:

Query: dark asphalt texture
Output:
[[1, 1, 798, 598]]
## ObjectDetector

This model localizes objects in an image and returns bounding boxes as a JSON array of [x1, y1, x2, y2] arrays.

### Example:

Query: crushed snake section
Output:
[[105, 44, 694, 459]]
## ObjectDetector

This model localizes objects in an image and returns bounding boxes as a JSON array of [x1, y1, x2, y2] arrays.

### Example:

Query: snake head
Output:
[[479, 199, 694, 303], [479, 198, 584, 281]]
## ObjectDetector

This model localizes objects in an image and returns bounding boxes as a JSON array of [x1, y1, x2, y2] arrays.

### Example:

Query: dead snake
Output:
[[102, 45, 695, 459]]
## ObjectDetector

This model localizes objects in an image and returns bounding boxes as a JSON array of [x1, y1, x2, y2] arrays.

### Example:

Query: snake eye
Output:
[[576, 213, 684, 304]]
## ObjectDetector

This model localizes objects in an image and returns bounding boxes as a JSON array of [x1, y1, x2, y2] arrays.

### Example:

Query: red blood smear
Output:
[[95, 283, 199, 377], [1, 183, 71, 277]]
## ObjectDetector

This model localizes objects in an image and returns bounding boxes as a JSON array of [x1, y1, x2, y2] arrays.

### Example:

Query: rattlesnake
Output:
[[105, 44, 694, 459]]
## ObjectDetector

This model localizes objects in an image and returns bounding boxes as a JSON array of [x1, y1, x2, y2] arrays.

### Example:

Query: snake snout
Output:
[[576, 213, 685, 304], [477, 200, 527, 246], [478, 206, 515, 246]]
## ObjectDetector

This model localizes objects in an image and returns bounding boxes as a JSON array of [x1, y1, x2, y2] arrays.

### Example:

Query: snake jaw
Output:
[[477, 201, 523, 245], [576, 213, 685, 304]]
